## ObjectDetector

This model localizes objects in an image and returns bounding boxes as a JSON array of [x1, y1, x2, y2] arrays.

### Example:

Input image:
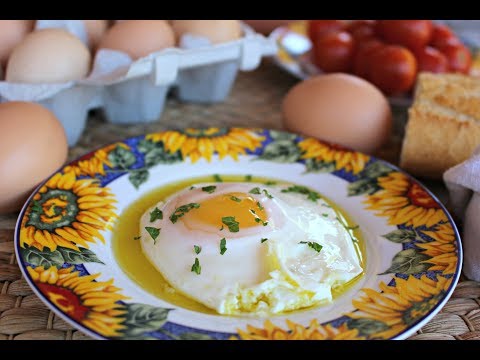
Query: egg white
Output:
[[140, 182, 363, 315]]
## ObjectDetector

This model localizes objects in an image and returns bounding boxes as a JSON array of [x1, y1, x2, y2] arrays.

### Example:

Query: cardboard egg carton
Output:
[[0, 21, 277, 145]]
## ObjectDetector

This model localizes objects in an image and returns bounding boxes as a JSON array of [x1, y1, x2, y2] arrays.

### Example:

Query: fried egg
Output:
[[140, 182, 362, 315]]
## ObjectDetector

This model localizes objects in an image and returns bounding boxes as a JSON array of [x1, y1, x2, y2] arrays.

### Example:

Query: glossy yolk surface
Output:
[[183, 192, 268, 229]]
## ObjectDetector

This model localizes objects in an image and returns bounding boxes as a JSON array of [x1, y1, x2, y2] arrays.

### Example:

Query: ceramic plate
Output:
[[15, 127, 462, 340]]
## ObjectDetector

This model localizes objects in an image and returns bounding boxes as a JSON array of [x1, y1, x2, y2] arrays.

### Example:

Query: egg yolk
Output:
[[184, 192, 268, 229]]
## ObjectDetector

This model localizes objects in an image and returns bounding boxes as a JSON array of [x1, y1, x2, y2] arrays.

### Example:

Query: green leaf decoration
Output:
[[123, 303, 172, 337], [20, 245, 104, 269], [347, 179, 380, 197], [269, 130, 298, 141], [137, 139, 157, 153], [129, 170, 149, 189], [345, 318, 390, 337], [380, 248, 433, 275], [178, 332, 213, 340], [57, 247, 104, 265], [108, 145, 136, 169], [360, 162, 392, 180], [138, 139, 182, 167], [258, 140, 302, 163], [20, 245, 64, 269], [145, 147, 182, 167], [382, 229, 418, 243], [121, 335, 159, 340], [304, 159, 336, 173]]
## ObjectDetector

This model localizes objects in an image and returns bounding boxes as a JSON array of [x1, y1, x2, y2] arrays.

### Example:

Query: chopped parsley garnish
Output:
[[194, 245, 201, 254], [261, 238, 268, 243], [169, 203, 200, 223], [281, 185, 321, 202], [264, 181, 277, 186], [299, 241, 323, 253], [322, 213, 329, 217], [149, 207, 163, 222], [250, 209, 268, 226], [346, 225, 360, 231], [254, 217, 268, 226], [230, 195, 242, 202], [220, 238, 227, 255], [245, 174, 252, 181], [213, 174, 223, 182], [201, 185, 216, 194], [321, 203, 332, 208], [219, 225, 224, 231], [249, 187, 261, 195], [191, 258, 201, 275], [133, 236, 141, 241], [145, 227, 160, 244], [256, 201, 264, 210], [222, 216, 239, 232], [262, 189, 273, 199], [189, 186, 195, 190]]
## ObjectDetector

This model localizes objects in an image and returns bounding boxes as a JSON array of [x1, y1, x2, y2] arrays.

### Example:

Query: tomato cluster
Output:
[[308, 20, 472, 95]]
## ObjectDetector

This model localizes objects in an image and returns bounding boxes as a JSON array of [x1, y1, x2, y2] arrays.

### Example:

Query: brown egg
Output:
[[282, 73, 392, 154], [83, 20, 109, 50], [98, 20, 175, 60], [171, 20, 242, 44], [0, 20, 34, 66], [243, 20, 296, 35], [6, 28, 91, 83], [0, 102, 68, 214]]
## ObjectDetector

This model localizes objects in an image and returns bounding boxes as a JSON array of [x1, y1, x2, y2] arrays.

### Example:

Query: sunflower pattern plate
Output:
[[15, 127, 462, 340]]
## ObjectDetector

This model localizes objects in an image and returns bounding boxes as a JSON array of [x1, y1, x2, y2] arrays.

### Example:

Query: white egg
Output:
[[140, 182, 362, 315]]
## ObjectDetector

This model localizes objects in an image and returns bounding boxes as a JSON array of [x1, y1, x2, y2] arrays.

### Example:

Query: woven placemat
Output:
[[1, 62, 478, 340]]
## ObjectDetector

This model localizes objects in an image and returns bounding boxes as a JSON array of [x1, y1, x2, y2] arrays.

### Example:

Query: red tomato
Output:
[[308, 20, 345, 41], [349, 24, 376, 42], [352, 39, 385, 78], [430, 24, 460, 49], [415, 46, 449, 73], [345, 20, 377, 32], [368, 45, 418, 95], [312, 30, 355, 72], [376, 20, 433, 51], [438, 43, 472, 74]]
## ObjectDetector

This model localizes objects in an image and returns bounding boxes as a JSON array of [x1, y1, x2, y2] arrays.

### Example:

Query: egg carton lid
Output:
[[0, 21, 277, 101]]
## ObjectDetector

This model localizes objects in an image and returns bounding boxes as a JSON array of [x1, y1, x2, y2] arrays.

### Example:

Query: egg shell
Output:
[[0, 20, 34, 66], [98, 20, 175, 60], [83, 20, 109, 50], [0, 102, 68, 214], [6, 28, 91, 83], [282, 73, 392, 154], [171, 20, 242, 45]]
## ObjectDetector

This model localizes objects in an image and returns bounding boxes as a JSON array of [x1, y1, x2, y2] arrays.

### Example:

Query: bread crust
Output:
[[400, 72, 480, 179]]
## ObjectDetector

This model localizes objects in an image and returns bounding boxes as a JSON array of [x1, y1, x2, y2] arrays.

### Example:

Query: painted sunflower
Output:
[[20, 171, 117, 252], [350, 275, 452, 339], [364, 172, 447, 227], [146, 128, 265, 163], [418, 223, 458, 274], [234, 319, 363, 340], [298, 138, 370, 174], [64, 143, 130, 178], [27, 266, 128, 337]]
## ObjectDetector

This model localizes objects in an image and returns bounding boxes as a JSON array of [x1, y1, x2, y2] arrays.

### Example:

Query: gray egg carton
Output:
[[0, 21, 277, 146]]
